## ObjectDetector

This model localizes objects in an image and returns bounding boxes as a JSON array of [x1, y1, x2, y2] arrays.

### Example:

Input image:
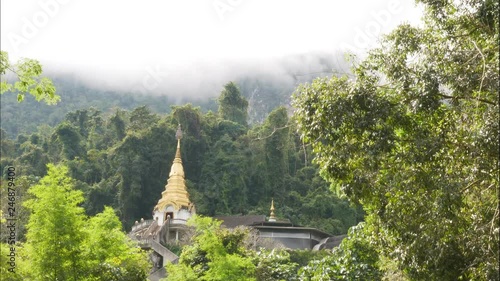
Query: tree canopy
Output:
[[218, 81, 249, 127], [293, 0, 499, 279]]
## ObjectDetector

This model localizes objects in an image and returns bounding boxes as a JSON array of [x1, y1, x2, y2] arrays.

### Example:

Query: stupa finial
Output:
[[176, 124, 183, 140], [269, 198, 277, 222]]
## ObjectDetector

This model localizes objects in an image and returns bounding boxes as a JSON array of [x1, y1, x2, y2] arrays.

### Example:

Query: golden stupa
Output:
[[154, 125, 193, 212], [269, 198, 277, 222]]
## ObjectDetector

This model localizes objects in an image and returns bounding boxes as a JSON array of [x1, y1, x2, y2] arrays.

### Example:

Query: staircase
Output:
[[130, 218, 185, 280]]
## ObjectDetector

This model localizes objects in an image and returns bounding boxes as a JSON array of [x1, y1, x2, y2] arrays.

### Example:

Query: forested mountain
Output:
[[1, 81, 363, 236], [0, 75, 293, 138], [1, 78, 362, 280], [1, 52, 341, 138], [0, 75, 210, 138]]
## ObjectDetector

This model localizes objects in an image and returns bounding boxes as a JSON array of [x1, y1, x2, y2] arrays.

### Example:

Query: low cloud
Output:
[[43, 51, 350, 101]]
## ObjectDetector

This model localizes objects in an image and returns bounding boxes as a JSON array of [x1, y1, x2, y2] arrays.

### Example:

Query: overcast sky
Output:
[[1, 0, 424, 97]]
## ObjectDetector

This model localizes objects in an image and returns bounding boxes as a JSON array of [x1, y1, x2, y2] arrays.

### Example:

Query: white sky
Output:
[[1, 0, 424, 96]]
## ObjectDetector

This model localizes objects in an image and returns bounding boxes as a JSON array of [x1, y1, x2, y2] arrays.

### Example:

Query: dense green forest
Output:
[[1, 79, 364, 280], [1, 80, 363, 234], [1, 0, 499, 280], [0, 75, 300, 137], [0, 75, 209, 137]]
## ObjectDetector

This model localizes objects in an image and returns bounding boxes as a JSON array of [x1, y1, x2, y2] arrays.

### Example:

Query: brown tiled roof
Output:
[[214, 215, 266, 228]]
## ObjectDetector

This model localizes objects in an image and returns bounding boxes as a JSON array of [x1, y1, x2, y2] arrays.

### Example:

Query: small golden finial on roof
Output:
[[269, 198, 277, 222]]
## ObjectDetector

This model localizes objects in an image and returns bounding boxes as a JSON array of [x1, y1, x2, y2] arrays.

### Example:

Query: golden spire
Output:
[[154, 124, 192, 212], [175, 124, 182, 159], [269, 198, 276, 222]]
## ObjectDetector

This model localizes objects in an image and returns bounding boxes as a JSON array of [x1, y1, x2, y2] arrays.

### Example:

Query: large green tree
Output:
[[23, 164, 87, 280], [263, 107, 290, 200], [293, 0, 498, 279], [20, 164, 150, 280], [166, 216, 256, 281], [82, 207, 150, 280], [199, 134, 249, 215], [299, 223, 382, 281], [218, 82, 249, 127]]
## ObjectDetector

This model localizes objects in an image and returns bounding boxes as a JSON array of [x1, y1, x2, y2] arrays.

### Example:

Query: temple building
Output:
[[215, 200, 343, 250], [129, 124, 344, 280]]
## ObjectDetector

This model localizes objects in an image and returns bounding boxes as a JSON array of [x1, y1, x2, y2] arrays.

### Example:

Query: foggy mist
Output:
[[43, 51, 351, 100]]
